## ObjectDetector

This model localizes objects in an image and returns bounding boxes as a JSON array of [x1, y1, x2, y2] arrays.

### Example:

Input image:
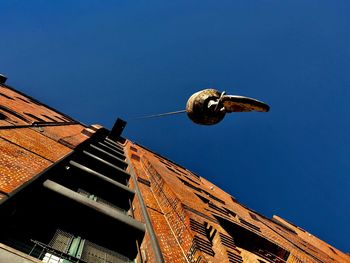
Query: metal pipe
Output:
[[126, 157, 165, 263]]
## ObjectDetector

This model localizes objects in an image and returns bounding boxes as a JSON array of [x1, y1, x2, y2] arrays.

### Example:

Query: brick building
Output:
[[0, 75, 349, 263]]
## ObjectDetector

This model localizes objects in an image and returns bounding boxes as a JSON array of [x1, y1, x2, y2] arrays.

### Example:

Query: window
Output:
[[231, 196, 237, 203], [329, 246, 337, 254], [214, 215, 290, 263], [223, 208, 237, 217], [42, 114, 58, 122], [0, 112, 6, 120], [183, 175, 200, 185], [24, 112, 45, 122], [182, 204, 218, 224], [208, 202, 231, 216], [55, 115, 68, 122], [178, 177, 201, 192], [0, 92, 14, 100], [249, 212, 259, 221], [131, 154, 140, 161], [137, 177, 151, 187], [166, 166, 182, 175], [189, 172, 201, 180], [195, 193, 210, 204], [16, 96, 30, 103], [0, 105, 29, 122], [129, 146, 138, 152], [201, 189, 225, 205]]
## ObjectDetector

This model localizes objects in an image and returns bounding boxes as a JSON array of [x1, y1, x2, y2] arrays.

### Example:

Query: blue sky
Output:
[[1, 0, 349, 252]]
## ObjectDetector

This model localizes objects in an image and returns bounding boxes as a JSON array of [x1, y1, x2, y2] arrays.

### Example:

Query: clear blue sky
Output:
[[1, 0, 349, 252]]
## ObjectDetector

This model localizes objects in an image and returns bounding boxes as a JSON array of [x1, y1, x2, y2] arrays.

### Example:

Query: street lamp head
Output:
[[186, 89, 270, 125]]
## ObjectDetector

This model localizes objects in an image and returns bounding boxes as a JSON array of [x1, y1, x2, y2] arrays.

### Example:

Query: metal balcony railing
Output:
[[29, 239, 132, 263]]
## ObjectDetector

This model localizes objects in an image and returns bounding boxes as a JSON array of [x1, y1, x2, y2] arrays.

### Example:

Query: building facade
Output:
[[0, 75, 349, 263]]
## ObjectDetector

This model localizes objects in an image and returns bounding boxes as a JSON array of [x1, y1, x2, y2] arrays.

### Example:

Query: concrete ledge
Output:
[[0, 243, 41, 263]]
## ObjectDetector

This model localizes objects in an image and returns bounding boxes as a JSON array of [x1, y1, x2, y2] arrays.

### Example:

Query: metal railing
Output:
[[29, 240, 88, 263], [29, 239, 132, 263]]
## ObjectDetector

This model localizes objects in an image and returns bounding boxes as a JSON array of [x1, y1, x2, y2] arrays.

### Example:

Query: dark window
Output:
[[223, 208, 237, 217], [201, 190, 225, 205], [182, 204, 218, 224], [42, 114, 58, 122], [0, 112, 6, 120], [208, 203, 231, 216], [131, 154, 140, 161], [214, 215, 290, 262], [0, 106, 29, 122], [178, 177, 201, 192], [61, 115, 74, 122], [0, 92, 14, 100], [130, 146, 138, 152], [24, 112, 45, 122], [249, 212, 260, 221], [195, 193, 210, 204], [137, 177, 151, 187], [55, 115, 68, 122], [166, 166, 182, 175], [158, 158, 174, 166], [183, 175, 200, 185], [329, 246, 337, 254], [28, 99, 42, 106], [189, 171, 201, 179], [16, 97, 30, 103], [173, 167, 187, 175]]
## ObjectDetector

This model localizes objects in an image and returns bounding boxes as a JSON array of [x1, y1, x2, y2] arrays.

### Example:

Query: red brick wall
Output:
[[126, 141, 350, 263], [0, 84, 99, 196]]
